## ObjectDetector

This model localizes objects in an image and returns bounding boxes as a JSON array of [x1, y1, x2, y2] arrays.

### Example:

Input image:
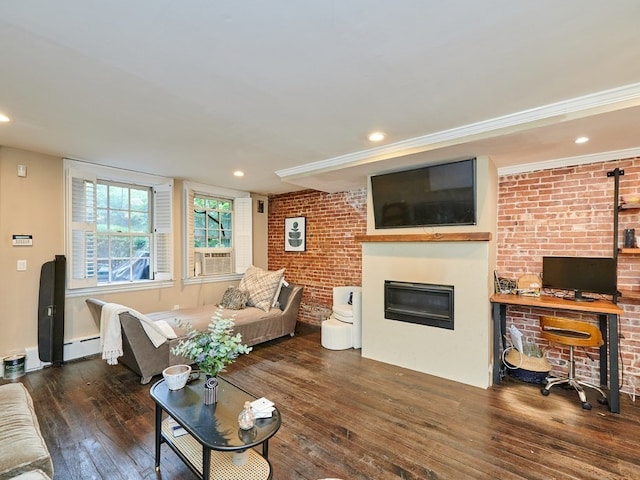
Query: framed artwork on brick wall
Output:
[[284, 217, 306, 252]]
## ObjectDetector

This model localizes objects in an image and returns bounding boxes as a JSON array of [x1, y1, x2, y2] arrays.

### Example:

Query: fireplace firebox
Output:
[[384, 280, 454, 330]]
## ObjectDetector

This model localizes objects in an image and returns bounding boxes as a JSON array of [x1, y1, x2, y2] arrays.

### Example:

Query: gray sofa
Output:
[[0, 383, 53, 480], [86, 283, 303, 384]]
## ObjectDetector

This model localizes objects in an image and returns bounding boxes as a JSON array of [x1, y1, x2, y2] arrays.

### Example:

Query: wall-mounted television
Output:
[[370, 158, 476, 229], [542, 256, 618, 302]]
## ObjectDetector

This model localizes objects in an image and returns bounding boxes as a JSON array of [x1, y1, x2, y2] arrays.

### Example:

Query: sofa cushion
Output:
[[239, 265, 285, 312], [0, 383, 53, 480], [220, 286, 249, 310], [9, 470, 52, 480], [162, 304, 285, 366]]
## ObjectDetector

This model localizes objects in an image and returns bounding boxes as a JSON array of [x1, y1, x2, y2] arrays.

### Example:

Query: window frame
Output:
[[64, 158, 173, 293], [182, 181, 252, 284]]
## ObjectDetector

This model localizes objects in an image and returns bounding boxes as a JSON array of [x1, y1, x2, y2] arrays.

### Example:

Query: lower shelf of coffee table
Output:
[[161, 418, 271, 480]]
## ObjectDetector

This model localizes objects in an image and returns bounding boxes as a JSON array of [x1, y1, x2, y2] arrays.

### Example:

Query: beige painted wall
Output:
[[0, 148, 64, 358], [361, 156, 497, 388], [0, 147, 268, 361]]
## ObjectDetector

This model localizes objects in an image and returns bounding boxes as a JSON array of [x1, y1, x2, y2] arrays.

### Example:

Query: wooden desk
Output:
[[490, 293, 623, 413]]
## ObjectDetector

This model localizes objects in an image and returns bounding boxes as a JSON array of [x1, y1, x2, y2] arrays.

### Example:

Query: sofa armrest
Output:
[[85, 297, 107, 329], [278, 284, 303, 335], [0, 384, 53, 480], [85, 298, 170, 384]]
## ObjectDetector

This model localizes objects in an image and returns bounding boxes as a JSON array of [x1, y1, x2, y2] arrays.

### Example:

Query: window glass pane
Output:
[[130, 212, 149, 233], [109, 185, 129, 210], [97, 260, 109, 283], [206, 212, 220, 229], [221, 237, 232, 248], [110, 259, 131, 282], [194, 197, 205, 208], [97, 234, 109, 257], [207, 232, 220, 247], [110, 236, 131, 258], [219, 200, 232, 211], [96, 208, 108, 232], [110, 210, 129, 232], [130, 253, 150, 280], [96, 184, 108, 208], [130, 188, 148, 211], [221, 212, 232, 230], [133, 237, 150, 256], [205, 198, 217, 209], [194, 210, 205, 228], [194, 230, 206, 248]]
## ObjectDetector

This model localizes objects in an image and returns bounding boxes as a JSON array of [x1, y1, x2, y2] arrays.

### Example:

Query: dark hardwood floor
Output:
[[4, 324, 640, 479]]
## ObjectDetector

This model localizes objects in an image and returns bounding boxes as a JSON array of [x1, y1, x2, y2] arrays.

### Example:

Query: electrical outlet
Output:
[[172, 304, 180, 310], [17, 260, 27, 271]]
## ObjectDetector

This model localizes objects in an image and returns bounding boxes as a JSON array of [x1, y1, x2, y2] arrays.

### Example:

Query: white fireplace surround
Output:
[[360, 155, 497, 389]]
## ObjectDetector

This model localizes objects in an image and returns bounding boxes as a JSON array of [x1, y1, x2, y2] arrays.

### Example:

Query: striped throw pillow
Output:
[[239, 265, 285, 312]]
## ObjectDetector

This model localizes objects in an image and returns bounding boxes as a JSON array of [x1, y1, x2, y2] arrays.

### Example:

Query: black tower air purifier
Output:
[[38, 255, 66, 366]]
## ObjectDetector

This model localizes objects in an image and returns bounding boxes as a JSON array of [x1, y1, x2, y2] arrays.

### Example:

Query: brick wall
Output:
[[497, 157, 640, 395], [267, 189, 367, 324]]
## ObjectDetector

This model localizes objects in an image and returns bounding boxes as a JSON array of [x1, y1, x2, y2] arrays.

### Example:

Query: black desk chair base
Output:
[[540, 345, 608, 410]]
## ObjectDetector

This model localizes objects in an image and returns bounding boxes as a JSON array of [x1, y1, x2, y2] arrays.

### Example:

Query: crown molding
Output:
[[497, 147, 640, 176], [277, 82, 640, 180]]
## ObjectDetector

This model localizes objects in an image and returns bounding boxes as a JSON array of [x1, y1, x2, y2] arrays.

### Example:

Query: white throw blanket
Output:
[[100, 303, 177, 365]]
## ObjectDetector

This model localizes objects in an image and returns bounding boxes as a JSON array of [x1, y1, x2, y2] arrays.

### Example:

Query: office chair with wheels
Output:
[[539, 316, 608, 410]]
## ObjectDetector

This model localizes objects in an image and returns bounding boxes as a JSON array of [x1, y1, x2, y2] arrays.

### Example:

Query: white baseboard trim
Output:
[[24, 347, 44, 371], [13, 336, 101, 374], [64, 335, 101, 361]]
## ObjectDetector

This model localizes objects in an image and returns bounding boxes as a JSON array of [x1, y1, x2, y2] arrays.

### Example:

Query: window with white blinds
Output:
[[183, 182, 252, 280], [64, 159, 173, 289]]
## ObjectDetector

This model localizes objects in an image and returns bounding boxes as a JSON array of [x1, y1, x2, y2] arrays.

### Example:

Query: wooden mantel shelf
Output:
[[355, 232, 491, 243]]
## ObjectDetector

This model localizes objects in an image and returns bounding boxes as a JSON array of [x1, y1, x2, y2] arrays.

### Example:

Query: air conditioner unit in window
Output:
[[195, 249, 233, 275]]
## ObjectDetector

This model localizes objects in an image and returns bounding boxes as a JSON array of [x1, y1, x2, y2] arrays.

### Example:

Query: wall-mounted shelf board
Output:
[[355, 232, 491, 243], [619, 204, 640, 211]]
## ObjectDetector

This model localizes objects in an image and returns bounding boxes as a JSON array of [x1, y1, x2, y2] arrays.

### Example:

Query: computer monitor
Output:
[[542, 256, 617, 301]]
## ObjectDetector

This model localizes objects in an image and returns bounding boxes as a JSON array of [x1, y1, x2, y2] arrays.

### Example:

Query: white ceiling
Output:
[[1, 1, 639, 195]]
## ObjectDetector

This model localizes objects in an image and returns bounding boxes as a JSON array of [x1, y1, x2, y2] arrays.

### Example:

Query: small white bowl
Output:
[[163, 364, 191, 390]]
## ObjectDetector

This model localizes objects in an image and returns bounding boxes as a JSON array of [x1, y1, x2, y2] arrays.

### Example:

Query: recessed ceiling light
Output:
[[233, 170, 245, 177], [0, 113, 10, 123], [368, 131, 385, 142], [575, 136, 589, 144]]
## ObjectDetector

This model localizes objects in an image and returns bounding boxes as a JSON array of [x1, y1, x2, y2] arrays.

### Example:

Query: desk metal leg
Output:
[[598, 315, 608, 386], [607, 313, 620, 414], [492, 303, 506, 385]]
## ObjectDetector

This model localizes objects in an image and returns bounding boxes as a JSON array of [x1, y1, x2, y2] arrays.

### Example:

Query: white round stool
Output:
[[321, 317, 352, 350]]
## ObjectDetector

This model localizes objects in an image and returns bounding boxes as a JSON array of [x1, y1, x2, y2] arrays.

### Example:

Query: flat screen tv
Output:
[[370, 158, 476, 229], [542, 256, 618, 302]]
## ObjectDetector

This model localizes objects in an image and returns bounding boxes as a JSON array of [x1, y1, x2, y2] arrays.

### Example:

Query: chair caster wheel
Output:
[[597, 397, 608, 405], [582, 402, 592, 410], [541, 388, 550, 396]]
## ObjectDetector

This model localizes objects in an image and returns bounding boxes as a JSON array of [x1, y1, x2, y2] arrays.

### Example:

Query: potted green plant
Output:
[[171, 308, 252, 404]]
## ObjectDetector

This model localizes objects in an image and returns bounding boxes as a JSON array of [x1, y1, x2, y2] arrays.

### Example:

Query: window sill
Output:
[[66, 279, 175, 298]]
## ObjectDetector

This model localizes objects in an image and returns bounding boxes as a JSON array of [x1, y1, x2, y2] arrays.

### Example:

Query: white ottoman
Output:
[[321, 317, 352, 350]]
